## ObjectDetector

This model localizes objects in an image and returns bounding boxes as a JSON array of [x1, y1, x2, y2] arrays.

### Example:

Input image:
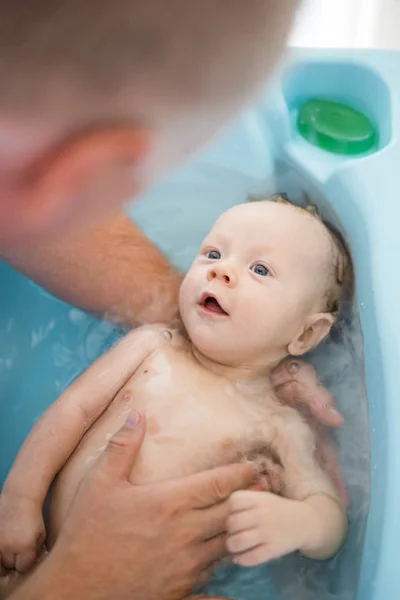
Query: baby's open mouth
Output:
[[200, 293, 229, 316]]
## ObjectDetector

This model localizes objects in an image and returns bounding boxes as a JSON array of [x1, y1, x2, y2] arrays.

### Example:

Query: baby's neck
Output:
[[190, 343, 279, 384]]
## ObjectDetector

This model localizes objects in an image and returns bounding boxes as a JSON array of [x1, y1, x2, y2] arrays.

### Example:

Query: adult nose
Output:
[[207, 262, 237, 287]]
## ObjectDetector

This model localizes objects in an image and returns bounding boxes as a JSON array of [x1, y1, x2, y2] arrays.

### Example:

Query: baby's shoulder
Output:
[[271, 403, 316, 452], [261, 393, 313, 438], [133, 323, 187, 351]]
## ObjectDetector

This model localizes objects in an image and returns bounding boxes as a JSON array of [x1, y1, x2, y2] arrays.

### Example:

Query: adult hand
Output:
[[11, 411, 258, 600], [270, 357, 343, 427], [271, 358, 349, 507]]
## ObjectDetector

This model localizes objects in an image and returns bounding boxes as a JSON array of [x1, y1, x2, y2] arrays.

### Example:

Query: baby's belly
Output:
[[48, 404, 247, 545]]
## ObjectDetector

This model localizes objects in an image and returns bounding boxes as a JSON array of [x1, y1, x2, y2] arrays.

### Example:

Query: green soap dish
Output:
[[297, 98, 378, 156]]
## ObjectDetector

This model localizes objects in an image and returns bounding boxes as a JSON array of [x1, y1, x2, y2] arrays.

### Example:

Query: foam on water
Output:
[[0, 159, 368, 599]]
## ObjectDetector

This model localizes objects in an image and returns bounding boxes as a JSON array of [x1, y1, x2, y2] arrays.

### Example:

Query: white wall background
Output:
[[290, 0, 400, 50]]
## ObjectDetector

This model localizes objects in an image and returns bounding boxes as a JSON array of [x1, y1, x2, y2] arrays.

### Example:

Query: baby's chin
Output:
[[188, 325, 288, 373], [188, 326, 247, 367]]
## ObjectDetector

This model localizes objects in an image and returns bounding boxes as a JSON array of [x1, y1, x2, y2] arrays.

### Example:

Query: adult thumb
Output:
[[308, 390, 344, 428], [97, 411, 146, 481]]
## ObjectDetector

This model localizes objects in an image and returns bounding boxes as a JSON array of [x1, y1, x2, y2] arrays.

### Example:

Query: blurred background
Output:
[[290, 0, 400, 50]]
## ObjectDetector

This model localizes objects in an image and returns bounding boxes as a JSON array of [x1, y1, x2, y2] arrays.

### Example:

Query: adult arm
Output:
[[2, 212, 182, 327]]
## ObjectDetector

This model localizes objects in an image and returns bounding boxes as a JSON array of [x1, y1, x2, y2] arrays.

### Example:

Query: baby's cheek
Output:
[[179, 268, 200, 303], [237, 296, 272, 341], [178, 281, 192, 321]]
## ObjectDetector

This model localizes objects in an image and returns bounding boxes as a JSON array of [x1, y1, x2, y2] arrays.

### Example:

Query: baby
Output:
[[0, 197, 350, 591]]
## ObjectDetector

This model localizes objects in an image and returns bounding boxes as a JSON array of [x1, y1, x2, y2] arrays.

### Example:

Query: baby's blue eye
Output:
[[207, 250, 221, 260], [252, 264, 270, 277]]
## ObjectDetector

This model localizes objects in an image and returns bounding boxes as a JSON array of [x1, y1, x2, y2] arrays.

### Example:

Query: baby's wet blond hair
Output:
[[266, 194, 354, 320]]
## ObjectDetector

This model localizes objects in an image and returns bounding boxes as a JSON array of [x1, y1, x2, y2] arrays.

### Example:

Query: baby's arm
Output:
[[227, 412, 347, 566], [0, 326, 163, 572]]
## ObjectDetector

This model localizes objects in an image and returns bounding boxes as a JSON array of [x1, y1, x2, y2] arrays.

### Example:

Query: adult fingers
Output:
[[193, 500, 231, 541], [1, 550, 15, 571], [15, 549, 37, 573], [0, 553, 6, 576], [270, 358, 307, 388], [307, 388, 344, 427], [198, 532, 228, 567], [95, 411, 146, 482], [196, 560, 222, 588], [176, 462, 258, 509], [272, 358, 344, 428]]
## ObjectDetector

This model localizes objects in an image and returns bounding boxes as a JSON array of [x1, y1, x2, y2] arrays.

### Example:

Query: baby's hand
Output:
[[226, 491, 312, 566], [0, 493, 46, 573]]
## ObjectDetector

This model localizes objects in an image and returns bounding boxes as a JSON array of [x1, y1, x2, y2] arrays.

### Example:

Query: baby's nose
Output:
[[207, 264, 237, 286]]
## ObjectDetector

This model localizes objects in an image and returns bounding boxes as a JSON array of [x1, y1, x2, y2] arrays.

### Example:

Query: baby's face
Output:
[[179, 201, 333, 367]]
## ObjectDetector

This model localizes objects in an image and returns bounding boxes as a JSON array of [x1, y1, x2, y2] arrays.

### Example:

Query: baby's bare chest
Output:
[[106, 348, 277, 482], [51, 345, 284, 534]]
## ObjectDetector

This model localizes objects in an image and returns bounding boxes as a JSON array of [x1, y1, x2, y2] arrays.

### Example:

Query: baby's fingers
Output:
[[226, 529, 261, 555], [227, 509, 257, 535], [233, 544, 269, 567], [229, 490, 264, 513]]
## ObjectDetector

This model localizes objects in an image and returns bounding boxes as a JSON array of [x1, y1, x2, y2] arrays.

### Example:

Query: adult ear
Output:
[[288, 313, 334, 356], [18, 126, 151, 236]]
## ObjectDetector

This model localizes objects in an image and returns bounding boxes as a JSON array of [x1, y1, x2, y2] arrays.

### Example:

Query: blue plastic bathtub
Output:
[[1, 48, 399, 599]]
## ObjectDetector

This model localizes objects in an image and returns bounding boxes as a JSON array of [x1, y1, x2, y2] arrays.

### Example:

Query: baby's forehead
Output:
[[211, 202, 327, 242]]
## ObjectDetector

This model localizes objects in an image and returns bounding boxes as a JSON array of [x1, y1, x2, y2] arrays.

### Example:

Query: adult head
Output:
[[0, 0, 298, 246]]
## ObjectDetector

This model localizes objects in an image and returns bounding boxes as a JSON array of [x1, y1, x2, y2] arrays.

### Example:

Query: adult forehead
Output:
[[0, 0, 297, 121]]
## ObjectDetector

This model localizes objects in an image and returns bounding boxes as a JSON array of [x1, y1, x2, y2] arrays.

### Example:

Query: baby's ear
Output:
[[288, 313, 334, 356]]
